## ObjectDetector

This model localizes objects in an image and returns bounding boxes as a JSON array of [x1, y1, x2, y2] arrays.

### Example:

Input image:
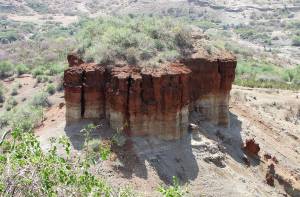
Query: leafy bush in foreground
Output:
[[0, 129, 111, 196], [158, 176, 187, 197], [0, 126, 134, 196]]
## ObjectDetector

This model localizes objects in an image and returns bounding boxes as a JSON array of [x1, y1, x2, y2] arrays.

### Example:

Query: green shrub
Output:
[[32, 64, 65, 78], [235, 27, 271, 44], [0, 84, 4, 103], [37, 75, 49, 83], [292, 36, 300, 46], [99, 143, 111, 161], [5, 97, 18, 111], [30, 91, 51, 107], [174, 28, 193, 54], [9, 106, 44, 132], [235, 60, 300, 90], [46, 84, 56, 95], [32, 67, 45, 78], [36, 75, 43, 83], [236, 60, 278, 77], [234, 78, 300, 90], [26, 0, 49, 13], [0, 130, 113, 196], [287, 20, 300, 29], [10, 87, 18, 96], [0, 30, 19, 43], [15, 64, 30, 76], [158, 176, 187, 197], [45, 64, 65, 76], [0, 112, 9, 129], [0, 61, 14, 78], [193, 20, 218, 31]]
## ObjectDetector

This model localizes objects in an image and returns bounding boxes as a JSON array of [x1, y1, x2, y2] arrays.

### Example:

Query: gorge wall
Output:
[[64, 53, 236, 140]]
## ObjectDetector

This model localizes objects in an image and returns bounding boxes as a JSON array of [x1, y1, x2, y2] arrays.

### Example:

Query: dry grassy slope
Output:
[[0, 75, 43, 112], [2, 0, 300, 66], [35, 85, 300, 197]]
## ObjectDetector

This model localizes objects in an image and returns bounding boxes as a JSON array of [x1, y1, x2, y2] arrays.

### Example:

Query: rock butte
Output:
[[64, 52, 236, 140]]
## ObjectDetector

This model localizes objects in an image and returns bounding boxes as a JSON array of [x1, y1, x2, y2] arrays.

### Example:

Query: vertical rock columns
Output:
[[64, 54, 236, 139]]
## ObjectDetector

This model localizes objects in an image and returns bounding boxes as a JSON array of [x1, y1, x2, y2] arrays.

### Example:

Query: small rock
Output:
[[264, 153, 272, 160], [272, 156, 279, 164], [189, 123, 199, 132], [204, 153, 226, 168], [242, 139, 260, 157], [59, 102, 65, 109], [266, 164, 275, 187]]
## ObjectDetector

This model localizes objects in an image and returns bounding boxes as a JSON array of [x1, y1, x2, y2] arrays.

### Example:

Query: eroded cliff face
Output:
[[64, 53, 236, 139]]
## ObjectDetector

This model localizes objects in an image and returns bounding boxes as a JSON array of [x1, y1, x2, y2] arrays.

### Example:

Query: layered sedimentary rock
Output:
[[181, 54, 236, 126], [64, 53, 236, 139], [64, 66, 84, 123]]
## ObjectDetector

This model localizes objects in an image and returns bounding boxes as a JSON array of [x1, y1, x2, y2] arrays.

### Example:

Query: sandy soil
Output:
[[35, 85, 300, 196]]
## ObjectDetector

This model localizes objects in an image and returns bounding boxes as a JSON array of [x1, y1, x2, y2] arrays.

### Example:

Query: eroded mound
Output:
[[64, 52, 236, 139]]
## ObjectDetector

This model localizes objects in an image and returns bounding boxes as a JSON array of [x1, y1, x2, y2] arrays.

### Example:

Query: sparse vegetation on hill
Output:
[[235, 27, 272, 45], [76, 16, 193, 66], [0, 90, 51, 132], [26, 0, 50, 13], [0, 83, 4, 103], [292, 36, 300, 46], [235, 59, 300, 90]]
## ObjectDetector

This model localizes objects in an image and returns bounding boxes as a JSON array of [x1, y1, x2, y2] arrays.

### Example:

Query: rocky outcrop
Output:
[[64, 53, 236, 139], [242, 139, 260, 156], [181, 54, 236, 126]]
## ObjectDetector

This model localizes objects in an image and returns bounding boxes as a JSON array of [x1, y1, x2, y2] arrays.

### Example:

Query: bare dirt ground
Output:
[[35, 85, 300, 196]]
